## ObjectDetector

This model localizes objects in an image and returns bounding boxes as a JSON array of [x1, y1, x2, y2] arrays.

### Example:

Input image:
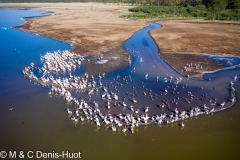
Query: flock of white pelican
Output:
[[22, 50, 238, 133]]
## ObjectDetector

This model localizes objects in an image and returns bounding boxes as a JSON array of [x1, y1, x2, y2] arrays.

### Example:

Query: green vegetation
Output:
[[121, 0, 240, 20], [0, 0, 239, 21], [122, 5, 239, 20]]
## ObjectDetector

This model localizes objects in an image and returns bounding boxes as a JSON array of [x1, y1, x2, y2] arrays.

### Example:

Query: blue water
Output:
[[0, 8, 70, 101], [205, 55, 240, 67], [79, 20, 239, 116], [0, 7, 240, 160], [1, 7, 239, 121]]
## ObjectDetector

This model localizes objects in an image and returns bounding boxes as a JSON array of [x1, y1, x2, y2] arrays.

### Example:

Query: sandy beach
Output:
[[1, 3, 240, 78]]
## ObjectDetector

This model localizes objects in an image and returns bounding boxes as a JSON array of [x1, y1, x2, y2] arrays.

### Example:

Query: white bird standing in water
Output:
[[130, 125, 134, 133], [111, 125, 116, 132], [180, 122, 185, 127], [96, 120, 100, 127], [145, 73, 148, 79], [107, 101, 111, 109], [144, 106, 149, 113], [220, 102, 225, 107], [130, 106, 134, 112], [234, 75, 237, 81], [66, 108, 72, 115], [175, 108, 179, 114], [132, 98, 137, 104], [135, 109, 139, 114], [165, 89, 168, 93], [122, 126, 127, 132]]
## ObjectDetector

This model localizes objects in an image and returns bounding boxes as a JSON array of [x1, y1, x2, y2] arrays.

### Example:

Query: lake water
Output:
[[0, 8, 240, 159]]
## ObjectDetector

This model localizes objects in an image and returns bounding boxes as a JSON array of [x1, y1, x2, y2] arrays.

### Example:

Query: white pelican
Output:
[[145, 73, 148, 79], [122, 127, 127, 132], [111, 125, 116, 132], [144, 106, 149, 113], [180, 122, 185, 127], [234, 75, 237, 81], [66, 108, 72, 115], [220, 102, 225, 107]]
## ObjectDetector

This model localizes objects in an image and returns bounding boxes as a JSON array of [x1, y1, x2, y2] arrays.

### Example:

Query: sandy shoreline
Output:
[[1, 3, 240, 78]]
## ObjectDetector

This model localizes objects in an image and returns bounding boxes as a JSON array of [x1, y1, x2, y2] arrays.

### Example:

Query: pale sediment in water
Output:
[[95, 60, 109, 64], [81, 45, 130, 76]]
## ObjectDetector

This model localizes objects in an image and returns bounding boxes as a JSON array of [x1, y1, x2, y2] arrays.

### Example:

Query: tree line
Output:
[[1, 0, 239, 9], [124, 0, 240, 21], [1, 0, 239, 20]]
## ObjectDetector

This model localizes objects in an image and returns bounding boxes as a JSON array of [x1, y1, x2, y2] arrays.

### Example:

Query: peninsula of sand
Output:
[[1, 3, 240, 78]]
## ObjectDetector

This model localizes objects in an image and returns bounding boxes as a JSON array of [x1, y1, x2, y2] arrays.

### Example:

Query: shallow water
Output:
[[206, 55, 240, 67], [56, 21, 239, 118], [0, 8, 240, 159]]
